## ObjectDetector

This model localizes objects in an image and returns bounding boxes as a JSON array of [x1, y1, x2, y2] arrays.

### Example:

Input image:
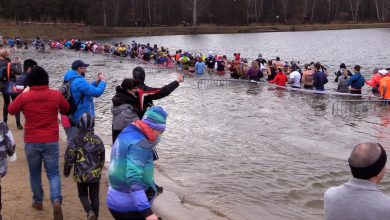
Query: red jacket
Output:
[[8, 85, 69, 143], [365, 73, 381, 89], [270, 72, 288, 86]]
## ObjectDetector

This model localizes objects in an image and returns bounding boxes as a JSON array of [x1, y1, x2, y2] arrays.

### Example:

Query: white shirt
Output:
[[290, 71, 301, 88]]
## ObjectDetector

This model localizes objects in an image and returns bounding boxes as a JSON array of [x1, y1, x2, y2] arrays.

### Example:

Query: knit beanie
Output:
[[26, 66, 49, 86], [142, 106, 168, 132]]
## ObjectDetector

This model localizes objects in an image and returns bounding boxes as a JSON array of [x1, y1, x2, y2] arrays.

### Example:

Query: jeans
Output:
[[77, 182, 100, 217], [25, 142, 62, 203], [2, 93, 21, 124]]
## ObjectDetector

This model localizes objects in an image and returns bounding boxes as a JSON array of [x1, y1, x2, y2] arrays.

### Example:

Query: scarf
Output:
[[133, 120, 158, 142]]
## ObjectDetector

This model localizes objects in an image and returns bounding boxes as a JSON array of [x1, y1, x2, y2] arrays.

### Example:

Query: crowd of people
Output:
[[0, 36, 389, 220], [2, 36, 390, 96], [0, 45, 184, 220]]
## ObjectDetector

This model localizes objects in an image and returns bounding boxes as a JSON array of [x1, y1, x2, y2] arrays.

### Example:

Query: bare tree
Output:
[[334, 0, 340, 21], [153, 0, 157, 24], [376, 0, 382, 22], [375, 0, 390, 22], [188, 0, 206, 26], [247, 0, 251, 24], [301, 0, 310, 23], [102, 0, 107, 26], [279, 0, 290, 23], [255, 0, 264, 23], [311, 0, 316, 24], [383, 0, 390, 21], [327, 0, 332, 23], [349, 0, 361, 22], [147, 0, 152, 25]]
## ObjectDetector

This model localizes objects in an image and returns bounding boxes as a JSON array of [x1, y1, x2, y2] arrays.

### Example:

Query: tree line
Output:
[[0, 0, 389, 27]]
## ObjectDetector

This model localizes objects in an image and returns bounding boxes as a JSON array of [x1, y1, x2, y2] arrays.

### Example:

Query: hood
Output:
[[133, 67, 146, 84], [111, 104, 134, 116], [78, 113, 95, 131], [122, 121, 160, 144], [112, 86, 138, 107], [64, 69, 83, 81]]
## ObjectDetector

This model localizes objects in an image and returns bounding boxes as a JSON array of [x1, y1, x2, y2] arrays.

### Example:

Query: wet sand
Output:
[[0, 103, 114, 219], [0, 98, 225, 220]]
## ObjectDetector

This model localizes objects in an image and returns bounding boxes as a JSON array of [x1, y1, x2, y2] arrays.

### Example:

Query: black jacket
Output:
[[138, 80, 179, 117], [111, 81, 179, 144], [64, 129, 105, 183]]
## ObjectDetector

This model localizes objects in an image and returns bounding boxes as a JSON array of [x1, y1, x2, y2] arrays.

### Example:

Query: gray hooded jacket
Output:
[[112, 104, 139, 131]]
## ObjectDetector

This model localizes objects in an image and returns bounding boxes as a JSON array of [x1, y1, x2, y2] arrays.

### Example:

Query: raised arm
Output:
[[78, 78, 106, 98], [8, 93, 24, 115], [142, 75, 183, 102]]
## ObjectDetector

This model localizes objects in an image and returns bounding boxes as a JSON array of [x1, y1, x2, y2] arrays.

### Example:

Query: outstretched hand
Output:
[[176, 74, 184, 83], [23, 87, 30, 93]]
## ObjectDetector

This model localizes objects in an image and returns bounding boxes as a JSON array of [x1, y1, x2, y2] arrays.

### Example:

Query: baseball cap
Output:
[[379, 69, 388, 75], [71, 60, 90, 70]]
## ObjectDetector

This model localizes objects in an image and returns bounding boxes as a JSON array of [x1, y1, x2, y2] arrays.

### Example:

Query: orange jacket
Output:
[[379, 76, 390, 99], [365, 73, 381, 89], [270, 72, 288, 86]]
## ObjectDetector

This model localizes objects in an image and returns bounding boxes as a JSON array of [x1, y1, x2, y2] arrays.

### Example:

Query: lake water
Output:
[[13, 28, 390, 220]]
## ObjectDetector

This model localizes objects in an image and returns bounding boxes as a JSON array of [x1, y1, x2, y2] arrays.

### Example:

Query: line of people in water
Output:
[[3, 36, 390, 97], [27, 37, 390, 96]]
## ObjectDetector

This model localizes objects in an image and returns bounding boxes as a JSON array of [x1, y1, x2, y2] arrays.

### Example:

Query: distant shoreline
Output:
[[1, 22, 390, 40]]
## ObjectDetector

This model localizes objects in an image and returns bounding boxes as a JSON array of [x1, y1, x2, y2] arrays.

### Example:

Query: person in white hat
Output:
[[379, 69, 390, 100]]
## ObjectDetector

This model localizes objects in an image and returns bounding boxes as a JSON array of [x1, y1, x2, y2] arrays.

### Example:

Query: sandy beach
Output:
[[0, 98, 225, 220]]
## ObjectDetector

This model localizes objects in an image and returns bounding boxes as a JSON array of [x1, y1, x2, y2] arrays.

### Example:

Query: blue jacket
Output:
[[195, 61, 206, 75], [347, 72, 365, 89], [64, 70, 106, 123], [107, 124, 157, 216], [313, 71, 328, 91]]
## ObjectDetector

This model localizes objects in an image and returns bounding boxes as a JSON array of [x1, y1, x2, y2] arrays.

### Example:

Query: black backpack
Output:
[[0, 63, 10, 82], [59, 78, 84, 115]]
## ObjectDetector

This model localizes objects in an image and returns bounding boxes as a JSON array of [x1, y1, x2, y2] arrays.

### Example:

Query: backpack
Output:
[[0, 63, 10, 82], [323, 73, 329, 84], [315, 71, 328, 85], [0, 63, 11, 91], [59, 78, 84, 115]]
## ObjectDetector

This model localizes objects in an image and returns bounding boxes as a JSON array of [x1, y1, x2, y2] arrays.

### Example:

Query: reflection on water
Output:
[[12, 28, 390, 220]]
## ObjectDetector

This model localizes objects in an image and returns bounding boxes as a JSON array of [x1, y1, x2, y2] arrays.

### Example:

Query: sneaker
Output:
[[87, 211, 97, 220], [17, 123, 23, 130], [53, 200, 63, 220], [32, 201, 43, 210], [156, 185, 164, 194]]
